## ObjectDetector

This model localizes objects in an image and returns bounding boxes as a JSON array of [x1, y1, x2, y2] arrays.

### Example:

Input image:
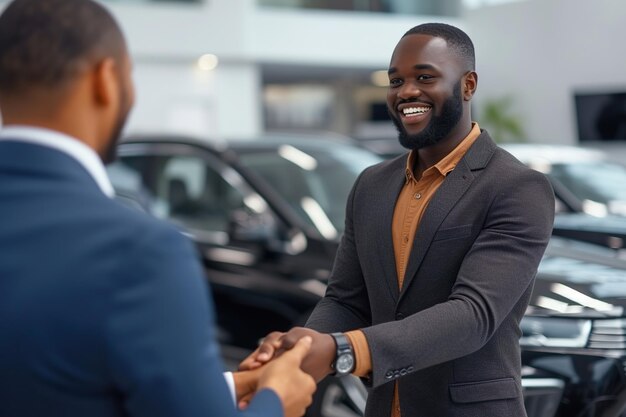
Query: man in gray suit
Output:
[[242, 23, 554, 417]]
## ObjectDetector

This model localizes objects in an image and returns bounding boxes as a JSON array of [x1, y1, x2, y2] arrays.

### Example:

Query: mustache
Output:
[[396, 98, 434, 107]]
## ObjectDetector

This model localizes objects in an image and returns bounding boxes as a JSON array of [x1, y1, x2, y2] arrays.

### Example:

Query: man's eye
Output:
[[389, 78, 402, 87], [417, 74, 434, 81]]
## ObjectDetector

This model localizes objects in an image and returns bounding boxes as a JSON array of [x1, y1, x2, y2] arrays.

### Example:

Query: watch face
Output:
[[336, 353, 354, 374]]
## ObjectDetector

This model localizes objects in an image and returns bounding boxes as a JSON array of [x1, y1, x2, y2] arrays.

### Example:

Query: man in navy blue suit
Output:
[[0, 1, 316, 416]]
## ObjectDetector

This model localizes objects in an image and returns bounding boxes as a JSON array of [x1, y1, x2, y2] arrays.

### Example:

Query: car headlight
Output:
[[520, 316, 592, 348]]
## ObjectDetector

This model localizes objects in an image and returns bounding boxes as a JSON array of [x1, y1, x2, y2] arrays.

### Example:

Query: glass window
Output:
[[549, 162, 626, 204], [110, 154, 247, 234], [258, 0, 462, 16], [237, 142, 382, 238], [264, 85, 335, 131], [102, 0, 201, 4]]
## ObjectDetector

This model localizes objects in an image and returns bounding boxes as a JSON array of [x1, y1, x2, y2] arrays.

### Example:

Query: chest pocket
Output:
[[432, 224, 472, 242]]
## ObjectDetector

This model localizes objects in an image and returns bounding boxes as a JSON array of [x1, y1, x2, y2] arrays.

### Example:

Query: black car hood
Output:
[[529, 237, 626, 316]]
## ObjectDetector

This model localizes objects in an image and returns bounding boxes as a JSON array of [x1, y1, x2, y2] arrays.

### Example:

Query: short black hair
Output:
[[403, 23, 475, 71], [0, 0, 125, 94]]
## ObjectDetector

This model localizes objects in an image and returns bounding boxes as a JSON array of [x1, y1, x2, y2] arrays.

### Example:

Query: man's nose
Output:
[[397, 80, 422, 100]]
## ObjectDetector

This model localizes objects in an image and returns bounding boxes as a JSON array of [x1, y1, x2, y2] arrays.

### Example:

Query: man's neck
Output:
[[417, 121, 474, 169]]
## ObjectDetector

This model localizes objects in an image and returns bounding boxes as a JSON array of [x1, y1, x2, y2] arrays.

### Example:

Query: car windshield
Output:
[[237, 142, 383, 239], [549, 161, 626, 205]]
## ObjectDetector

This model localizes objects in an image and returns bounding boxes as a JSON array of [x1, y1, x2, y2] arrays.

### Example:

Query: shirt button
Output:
[[414, 193, 421, 199], [403, 236, 409, 243]]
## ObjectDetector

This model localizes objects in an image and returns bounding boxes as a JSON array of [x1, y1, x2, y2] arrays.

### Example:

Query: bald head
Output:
[[0, 0, 126, 95]]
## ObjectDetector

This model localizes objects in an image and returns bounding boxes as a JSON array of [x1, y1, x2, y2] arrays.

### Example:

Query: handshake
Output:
[[233, 327, 337, 417]]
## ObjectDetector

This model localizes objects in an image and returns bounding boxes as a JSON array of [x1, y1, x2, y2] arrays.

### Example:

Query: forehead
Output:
[[389, 34, 460, 70]]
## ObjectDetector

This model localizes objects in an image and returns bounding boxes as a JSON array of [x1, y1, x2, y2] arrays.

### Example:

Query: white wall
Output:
[[106, 1, 260, 139], [0, 0, 464, 139], [466, 0, 626, 144], [248, 7, 458, 67], [104, 0, 463, 139]]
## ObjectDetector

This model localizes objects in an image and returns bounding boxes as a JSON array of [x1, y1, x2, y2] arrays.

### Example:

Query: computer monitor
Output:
[[575, 90, 626, 142]]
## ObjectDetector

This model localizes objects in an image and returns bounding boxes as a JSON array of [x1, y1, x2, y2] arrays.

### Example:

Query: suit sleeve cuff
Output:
[[344, 330, 372, 377]]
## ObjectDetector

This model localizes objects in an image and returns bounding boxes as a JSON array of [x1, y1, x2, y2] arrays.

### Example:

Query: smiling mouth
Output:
[[400, 106, 432, 118]]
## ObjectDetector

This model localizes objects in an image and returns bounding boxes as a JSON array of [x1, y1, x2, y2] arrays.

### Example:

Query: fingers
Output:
[[280, 335, 312, 365], [239, 332, 284, 371], [277, 326, 319, 351], [256, 334, 282, 362], [254, 334, 317, 417], [238, 393, 253, 410], [239, 348, 266, 371]]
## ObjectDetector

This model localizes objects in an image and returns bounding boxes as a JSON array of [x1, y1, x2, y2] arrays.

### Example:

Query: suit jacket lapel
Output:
[[375, 157, 407, 303], [398, 132, 497, 300]]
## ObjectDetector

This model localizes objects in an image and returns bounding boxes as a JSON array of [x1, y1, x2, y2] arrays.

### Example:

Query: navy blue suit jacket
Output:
[[0, 140, 282, 417]]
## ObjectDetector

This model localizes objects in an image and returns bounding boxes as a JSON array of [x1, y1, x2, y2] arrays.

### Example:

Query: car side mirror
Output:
[[228, 209, 307, 255], [228, 209, 276, 243]]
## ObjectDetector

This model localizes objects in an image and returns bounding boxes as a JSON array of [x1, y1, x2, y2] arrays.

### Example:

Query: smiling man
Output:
[[242, 23, 556, 417]]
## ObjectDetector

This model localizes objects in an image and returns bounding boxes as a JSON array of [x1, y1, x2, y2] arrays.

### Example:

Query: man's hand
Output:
[[257, 336, 317, 417], [232, 368, 262, 408], [239, 327, 336, 382], [277, 327, 336, 382], [239, 331, 284, 371]]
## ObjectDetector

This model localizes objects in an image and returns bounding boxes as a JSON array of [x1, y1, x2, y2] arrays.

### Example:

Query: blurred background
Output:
[[0, 0, 619, 158]]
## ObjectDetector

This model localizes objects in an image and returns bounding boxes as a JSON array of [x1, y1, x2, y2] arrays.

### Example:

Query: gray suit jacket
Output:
[[306, 131, 554, 417]]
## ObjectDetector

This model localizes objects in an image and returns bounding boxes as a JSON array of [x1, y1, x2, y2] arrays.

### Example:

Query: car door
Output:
[[108, 141, 321, 348]]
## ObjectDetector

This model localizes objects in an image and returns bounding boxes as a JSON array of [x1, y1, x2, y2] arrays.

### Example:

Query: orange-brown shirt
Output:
[[345, 123, 481, 417]]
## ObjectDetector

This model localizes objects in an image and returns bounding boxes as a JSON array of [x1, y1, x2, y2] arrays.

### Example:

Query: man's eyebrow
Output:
[[388, 64, 437, 75]]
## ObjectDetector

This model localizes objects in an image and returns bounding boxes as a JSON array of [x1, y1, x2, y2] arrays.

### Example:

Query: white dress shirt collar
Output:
[[0, 125, 115, 198]]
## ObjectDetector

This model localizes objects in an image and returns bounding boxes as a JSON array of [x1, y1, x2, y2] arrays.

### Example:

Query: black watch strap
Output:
[[330, 332, 355, 376]]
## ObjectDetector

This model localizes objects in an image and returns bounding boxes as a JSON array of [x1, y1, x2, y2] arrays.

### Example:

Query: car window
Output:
[[548, 161, 626, 216], [238, 144, 382, 238], [111, 154, 247, 233], [549, 161, 626, 205]]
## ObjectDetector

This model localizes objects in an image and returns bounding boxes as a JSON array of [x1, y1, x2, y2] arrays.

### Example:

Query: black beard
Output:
[[102, 86, 131, 165], [390, 79, 463, 151], [102, 111, 127, 165]]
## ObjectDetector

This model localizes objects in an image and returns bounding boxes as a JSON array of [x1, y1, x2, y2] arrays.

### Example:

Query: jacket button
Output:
[[396, 313, 404, 320]]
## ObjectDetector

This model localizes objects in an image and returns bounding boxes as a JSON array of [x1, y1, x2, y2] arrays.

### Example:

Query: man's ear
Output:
[[463, 71, 478, 101], [92, 58, 119, 107]]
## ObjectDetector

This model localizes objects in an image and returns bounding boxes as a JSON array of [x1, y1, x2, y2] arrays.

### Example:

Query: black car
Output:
[[500, 144, 626, 218], [552, 214, 626, 252], [498, 144, 626, 251], [109, 133, 380, 417], [521, 237, 626, 417], [109, 134, 626, 417]]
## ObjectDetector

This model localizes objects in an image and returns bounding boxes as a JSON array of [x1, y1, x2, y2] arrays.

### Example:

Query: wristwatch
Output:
[[330, 332, 355, 376]]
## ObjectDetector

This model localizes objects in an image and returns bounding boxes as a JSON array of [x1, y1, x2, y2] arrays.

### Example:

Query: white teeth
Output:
[[402, 107, 431, 115]]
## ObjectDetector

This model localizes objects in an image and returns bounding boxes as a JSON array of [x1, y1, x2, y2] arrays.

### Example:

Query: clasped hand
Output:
[[239, 327, 336, 382], [234, 335, 317, 417]]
